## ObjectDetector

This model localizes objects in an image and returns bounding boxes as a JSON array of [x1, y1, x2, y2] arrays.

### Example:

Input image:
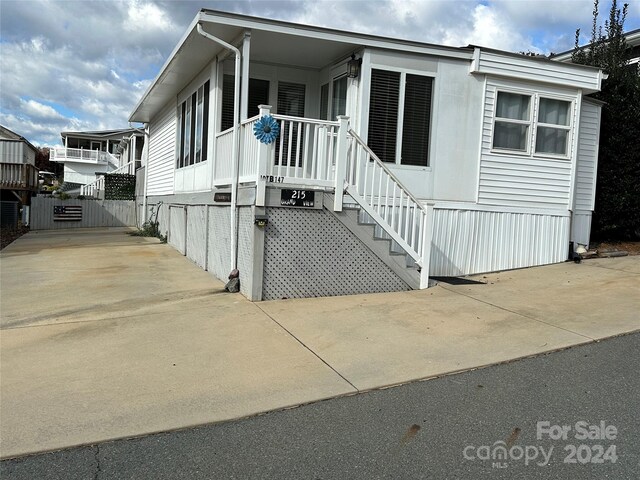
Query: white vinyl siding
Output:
[[0, 142, 35, 165], [147, 100, 176, 196], [474, 50, 601, 92], [478, 81, 578, 209], [430, 207, 570, 276], [574, 100, 601, 211]]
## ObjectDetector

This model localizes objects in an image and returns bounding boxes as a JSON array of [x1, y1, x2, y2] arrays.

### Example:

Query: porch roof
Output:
[[129, 10, 475, 123]]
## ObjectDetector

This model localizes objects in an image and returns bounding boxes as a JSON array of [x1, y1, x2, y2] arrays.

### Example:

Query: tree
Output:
[[572, 0, 640, 240], [34, 147, 63, 177]]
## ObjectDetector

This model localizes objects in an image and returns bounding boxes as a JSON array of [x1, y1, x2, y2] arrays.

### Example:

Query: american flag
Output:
[[53, 205, 82, 221]]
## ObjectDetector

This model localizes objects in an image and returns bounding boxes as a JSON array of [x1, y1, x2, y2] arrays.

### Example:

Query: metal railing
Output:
[[0, 163, 39, 190]]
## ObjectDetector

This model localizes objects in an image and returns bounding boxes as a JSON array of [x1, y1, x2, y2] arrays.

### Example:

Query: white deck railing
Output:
[[213, 111, 340, 189], [80, 161, 135, 197], [50, 147, 119, 167]]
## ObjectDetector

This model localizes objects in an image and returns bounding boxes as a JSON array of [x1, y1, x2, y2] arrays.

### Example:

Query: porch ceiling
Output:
[[130, 10, 477, 124], [129, 19, 358, 124]]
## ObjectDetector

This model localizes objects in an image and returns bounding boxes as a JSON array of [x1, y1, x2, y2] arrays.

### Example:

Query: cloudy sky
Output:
[[1, 0, 639, 147]]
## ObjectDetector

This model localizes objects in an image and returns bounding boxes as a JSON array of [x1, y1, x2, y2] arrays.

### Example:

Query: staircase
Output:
[[324, 193, 423, 289], [332, 129, 434, 289]]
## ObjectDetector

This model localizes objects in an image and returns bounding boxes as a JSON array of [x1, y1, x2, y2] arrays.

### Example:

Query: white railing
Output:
[[213, 111, 340, 189], [213, 127, 236, 184], [267, 114, 339, 187], [109, 161, 136, 175], [344, 130, 433, 288], [80, 176, 104, 197], [79, 161, 134, 196], [50, 147, 120, 167]]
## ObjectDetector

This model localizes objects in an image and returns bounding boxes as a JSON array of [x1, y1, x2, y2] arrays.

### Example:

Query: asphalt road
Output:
[[2, 332, 639, 480]]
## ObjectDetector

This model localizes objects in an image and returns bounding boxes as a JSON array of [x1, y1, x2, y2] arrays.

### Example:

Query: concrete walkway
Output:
[[1, 228, 638, 459]]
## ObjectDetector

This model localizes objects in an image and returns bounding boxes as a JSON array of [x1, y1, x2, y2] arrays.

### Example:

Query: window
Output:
[[331, 75, 348, 119], [221, 76, 270, 131], [535, 98, 570, 155], [177, 80, 210, 169], [319, 83, 329, 120], [492, 91, 573, 157], [367, 69, 433, 166], [493, 92, 531, 152]]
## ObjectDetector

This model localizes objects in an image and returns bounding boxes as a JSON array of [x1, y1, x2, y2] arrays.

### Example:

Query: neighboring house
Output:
[[49, 128, 144, 190], [0, 125, 39, 205], [130, 10, 604, 301]]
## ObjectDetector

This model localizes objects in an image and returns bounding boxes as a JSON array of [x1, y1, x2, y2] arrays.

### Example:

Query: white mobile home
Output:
[[130, 10, 604, 301]]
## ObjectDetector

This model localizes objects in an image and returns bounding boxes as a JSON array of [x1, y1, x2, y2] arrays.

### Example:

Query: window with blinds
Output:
[[222, 76, 271, 130], [368, 69, 400, 163], [401, 74, 433, 166], [176, 80, 210, 169], [221, 75, 235, 132], [368, 69, 433, 166], [248, 78, 270, 118]]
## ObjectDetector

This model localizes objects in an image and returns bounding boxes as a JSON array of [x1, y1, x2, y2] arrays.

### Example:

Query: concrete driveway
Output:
[[1, 228, 638, 459]]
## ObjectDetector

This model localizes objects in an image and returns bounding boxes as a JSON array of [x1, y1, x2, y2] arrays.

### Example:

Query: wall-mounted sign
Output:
[[280, 189, 314, 207], [214, 192, 231, 203]]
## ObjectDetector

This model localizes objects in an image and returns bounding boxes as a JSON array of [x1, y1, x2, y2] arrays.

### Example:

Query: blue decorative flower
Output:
[[253, 115, 280, 144]]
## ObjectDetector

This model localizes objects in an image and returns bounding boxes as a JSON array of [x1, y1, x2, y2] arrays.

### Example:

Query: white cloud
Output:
[[124, 0, 175, 32], [441, 3, 539, 52], [20, 100, 66, 122], [0, 0, 638, 146]]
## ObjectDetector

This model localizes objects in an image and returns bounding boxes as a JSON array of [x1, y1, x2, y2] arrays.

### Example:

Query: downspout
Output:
[[142, 123, 150, 225], [197, 22, 242, 271]]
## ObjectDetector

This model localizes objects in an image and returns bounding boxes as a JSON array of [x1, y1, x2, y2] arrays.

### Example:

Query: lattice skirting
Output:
[[262, 207, 409, 300]]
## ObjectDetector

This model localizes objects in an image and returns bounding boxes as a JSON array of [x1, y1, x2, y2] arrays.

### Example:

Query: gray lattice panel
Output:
[[186, 205, 207, 269], [207, 206, 232, 282], [237, 207, 254, 298], [168, 206, 186, 255], [262, 208, 410, 300]]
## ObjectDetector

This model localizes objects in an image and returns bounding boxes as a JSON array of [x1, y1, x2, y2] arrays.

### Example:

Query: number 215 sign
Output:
[[280, 189, 314, 207]]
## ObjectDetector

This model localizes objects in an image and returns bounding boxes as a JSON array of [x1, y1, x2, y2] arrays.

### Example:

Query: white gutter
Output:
[[197, 22, 242, 271], [142, 123, 150, 226]]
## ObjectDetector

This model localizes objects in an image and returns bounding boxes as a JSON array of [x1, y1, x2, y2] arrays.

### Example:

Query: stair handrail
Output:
[[344, 128, 434, 288], [347, 129, 428, 215]]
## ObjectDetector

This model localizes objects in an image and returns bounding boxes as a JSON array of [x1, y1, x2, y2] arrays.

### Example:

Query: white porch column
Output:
[[240, 32, 251, 121], [419, 202, 435, 289], [256, 104, 272, 207], [333, 115, 350, 211]]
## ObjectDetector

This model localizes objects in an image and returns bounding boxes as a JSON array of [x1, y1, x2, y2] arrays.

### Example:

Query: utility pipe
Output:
[[197, 23, 242, 271]]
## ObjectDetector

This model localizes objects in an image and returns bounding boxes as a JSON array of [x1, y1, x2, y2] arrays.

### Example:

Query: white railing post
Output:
[[333, 115, 350, 212], [256, 105, 272, 207], [419, 202, 435, 289]]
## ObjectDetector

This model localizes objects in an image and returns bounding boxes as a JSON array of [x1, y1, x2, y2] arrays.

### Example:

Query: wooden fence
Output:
[[30, 197, 136, 230]]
